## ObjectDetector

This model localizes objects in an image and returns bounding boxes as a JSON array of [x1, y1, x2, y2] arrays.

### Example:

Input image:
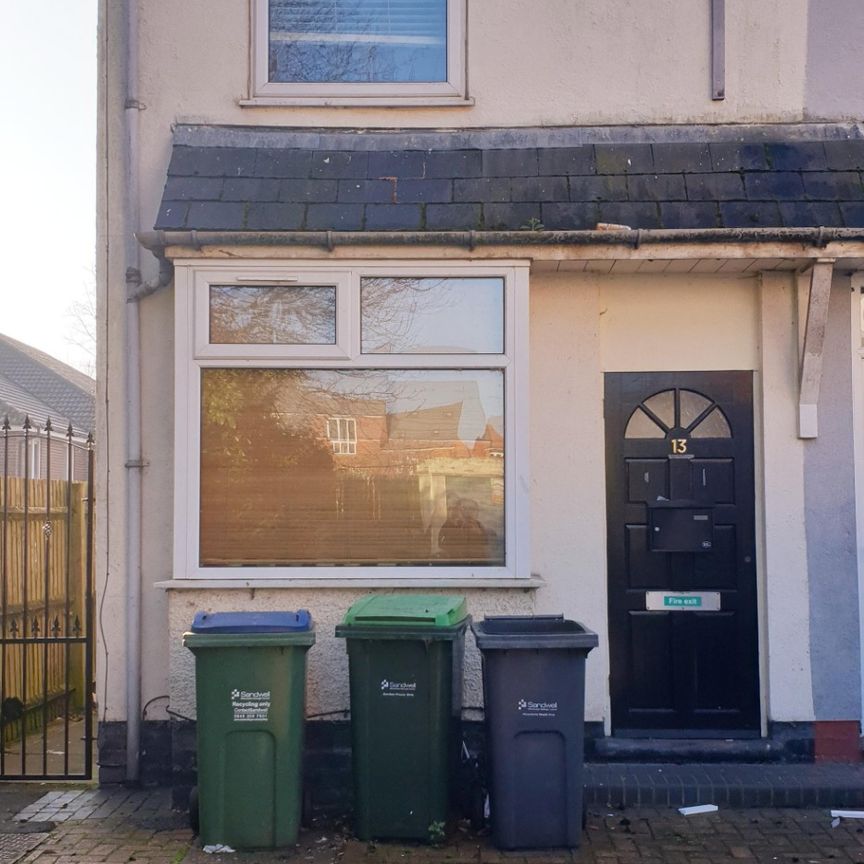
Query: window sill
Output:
[[239, 95, 475, 108], [157, 576, 543, 590]]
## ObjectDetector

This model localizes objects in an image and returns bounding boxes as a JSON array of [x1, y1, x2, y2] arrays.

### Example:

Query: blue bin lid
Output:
[[190, 610, 312, 634]]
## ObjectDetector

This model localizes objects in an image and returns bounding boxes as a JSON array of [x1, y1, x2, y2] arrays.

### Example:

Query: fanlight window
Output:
[[624, 388, 732, 439]]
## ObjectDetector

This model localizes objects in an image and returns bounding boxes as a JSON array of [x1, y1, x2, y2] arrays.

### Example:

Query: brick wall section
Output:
[[156, 140, 864, 232]]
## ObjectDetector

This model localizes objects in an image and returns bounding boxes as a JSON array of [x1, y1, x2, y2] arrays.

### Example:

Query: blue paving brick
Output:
[[652, 143, 712, 173], [482, 149, 539, 177], [185, 201, 247, 230], [744, 172, 806, 200], [628, 173, 687, 201], [254, 148, 312, 178], [483, 202, 541, 229], [685, 172, 746, 201], [365, 204, 424, 230], [155, 202, 189, 230], [596, 201, 661, 228], [778, 201, 843, 227], [824, 140, 864, 171], [595, 143, 653, 174], [510, 176, 569, 202], [306, 203, 364, 230], [767, 142, 827, 171], [367, 150, 425, 178], [841, 202, 864, 226], [395, 179, 452, 203], [720, 201, 782, 227], [802, 171, 863, 200], [245, 203, 305, 230], [570, 175, 628, 202], [310, 151, 369, 179], [162, 176, 224, 201], [279, 179, 339, 203], [425, 149, 482, 178], [709, 142, 769, 171], [538, 146, 596, 176], [426, 203, 482, 230], [659, 201, 720, 228], [453, 177, 511, 203], [541, 201, 600, 230], [336, 179, 394, 204], [168, 146, 256, 178], [222, 178, 279, 202]]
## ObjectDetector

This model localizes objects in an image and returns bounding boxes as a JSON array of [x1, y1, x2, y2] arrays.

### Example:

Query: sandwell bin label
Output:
[[517, 698, 559, 718], [231, 688, 271, 722], [380, 678, 417, 698]]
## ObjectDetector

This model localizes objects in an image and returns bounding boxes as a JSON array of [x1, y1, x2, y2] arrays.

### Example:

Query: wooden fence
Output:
[[1, 476, 88, 741]]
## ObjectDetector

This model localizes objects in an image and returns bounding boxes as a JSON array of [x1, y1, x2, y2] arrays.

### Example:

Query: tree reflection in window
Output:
[[624, 389, 732, 439], [209, 285, 336, 344]]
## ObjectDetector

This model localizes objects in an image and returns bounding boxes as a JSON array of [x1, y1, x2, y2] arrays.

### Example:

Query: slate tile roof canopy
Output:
[[156, 135, 864, 233], [0, 334, 95, 434]]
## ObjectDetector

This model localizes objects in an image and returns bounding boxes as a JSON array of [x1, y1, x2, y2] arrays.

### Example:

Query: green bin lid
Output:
[[341, 594, 468, 628]]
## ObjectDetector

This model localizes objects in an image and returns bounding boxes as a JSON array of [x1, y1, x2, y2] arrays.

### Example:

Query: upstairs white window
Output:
[[249, 0, 468, 105], [175, 262, 529, 581]]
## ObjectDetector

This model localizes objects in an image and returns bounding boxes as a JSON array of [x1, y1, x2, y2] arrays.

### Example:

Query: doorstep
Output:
[[584, 762, 864, 808]]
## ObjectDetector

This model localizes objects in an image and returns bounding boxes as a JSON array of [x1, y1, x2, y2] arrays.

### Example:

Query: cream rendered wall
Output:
[[101, 0, 828, 728], [758, 273, 813, 721], [129, 0, 815, 246], [527, 272, 813, 727], [168, 589, 534, 720]]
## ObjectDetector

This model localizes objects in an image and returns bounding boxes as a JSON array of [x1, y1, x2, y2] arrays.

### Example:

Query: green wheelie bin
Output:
[[336, 594, 469, 842], [183, 610, 315, 849]]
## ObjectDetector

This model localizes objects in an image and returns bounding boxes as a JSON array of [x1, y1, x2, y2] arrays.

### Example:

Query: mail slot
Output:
[[648, 502, 714, 552]]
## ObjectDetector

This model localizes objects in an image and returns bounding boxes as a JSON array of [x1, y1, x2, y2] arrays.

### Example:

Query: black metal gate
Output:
[[0, 416, 95, 779]]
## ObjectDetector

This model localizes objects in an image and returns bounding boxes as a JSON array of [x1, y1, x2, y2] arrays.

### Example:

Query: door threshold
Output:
[[588, 733, 800, 764]]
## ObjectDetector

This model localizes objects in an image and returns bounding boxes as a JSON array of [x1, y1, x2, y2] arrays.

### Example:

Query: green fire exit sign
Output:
[[664, 595, 701, 608]]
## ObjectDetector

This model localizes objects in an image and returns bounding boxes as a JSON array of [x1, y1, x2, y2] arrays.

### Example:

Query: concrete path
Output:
[[6, 787, 864, 864]]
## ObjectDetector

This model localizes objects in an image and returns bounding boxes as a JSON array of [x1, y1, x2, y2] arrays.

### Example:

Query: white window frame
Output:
[[244, 0, 470, 107], [174, 259, 529, 584], [327, 416, 358, 455]]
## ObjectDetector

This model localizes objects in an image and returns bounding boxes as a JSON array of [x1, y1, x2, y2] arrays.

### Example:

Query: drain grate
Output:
[[0, 832, 48, 864]]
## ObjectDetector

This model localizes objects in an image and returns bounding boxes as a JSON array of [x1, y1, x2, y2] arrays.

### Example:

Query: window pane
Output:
[[209, 285, 336, 344], [361, 277, 504, 354], [200, 368, 504, 566], [642, 390, 675, 429], [268, 0, 447, 84], [679, 390, 713, 428], [690, 407, 732, 438], [624, 408, 666, 439]]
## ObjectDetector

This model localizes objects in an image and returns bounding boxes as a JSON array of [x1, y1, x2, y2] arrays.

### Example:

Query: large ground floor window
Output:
[[175, 261, 528, 581]]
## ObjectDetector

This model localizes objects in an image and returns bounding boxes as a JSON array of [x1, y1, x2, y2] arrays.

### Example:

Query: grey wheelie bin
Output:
[[183, 610, 315, 850], [336, 594, 469, 841], [473, 615, 598, 849]]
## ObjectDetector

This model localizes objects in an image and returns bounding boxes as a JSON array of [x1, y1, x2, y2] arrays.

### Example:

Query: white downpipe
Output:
[[124, 0, 143, 784]]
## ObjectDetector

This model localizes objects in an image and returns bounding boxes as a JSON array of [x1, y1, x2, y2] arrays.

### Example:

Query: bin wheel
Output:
[[188, 786, 200, 834], [301, 786, 314, 828], [470, 784, 486, 831]]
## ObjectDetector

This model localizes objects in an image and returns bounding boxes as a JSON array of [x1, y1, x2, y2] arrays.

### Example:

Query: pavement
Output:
[[4, 786, 864, 864]]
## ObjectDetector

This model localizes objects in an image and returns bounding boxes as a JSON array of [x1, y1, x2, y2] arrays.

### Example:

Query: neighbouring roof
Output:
[[156, 125, 864, 234], [0, 334, 95, 435]]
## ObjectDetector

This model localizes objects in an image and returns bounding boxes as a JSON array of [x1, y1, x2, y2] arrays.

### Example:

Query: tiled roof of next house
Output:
[[155, 126, 864, 233]]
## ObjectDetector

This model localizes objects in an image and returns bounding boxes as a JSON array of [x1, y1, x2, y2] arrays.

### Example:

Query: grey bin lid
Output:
[[472, 615, 599, 651]]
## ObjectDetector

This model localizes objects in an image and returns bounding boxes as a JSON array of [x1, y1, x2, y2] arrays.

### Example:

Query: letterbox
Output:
[[648, 502, 714, 552]]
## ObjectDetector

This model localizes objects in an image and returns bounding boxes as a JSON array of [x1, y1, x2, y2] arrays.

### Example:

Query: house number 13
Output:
[[671, 438, 688, 454]]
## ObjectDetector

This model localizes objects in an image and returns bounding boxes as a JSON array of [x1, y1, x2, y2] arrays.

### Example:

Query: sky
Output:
[[0, 2, 98, 376]]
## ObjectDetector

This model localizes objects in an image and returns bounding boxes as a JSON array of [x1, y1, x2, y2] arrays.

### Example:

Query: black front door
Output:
[[605, 371, 759, 735]]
